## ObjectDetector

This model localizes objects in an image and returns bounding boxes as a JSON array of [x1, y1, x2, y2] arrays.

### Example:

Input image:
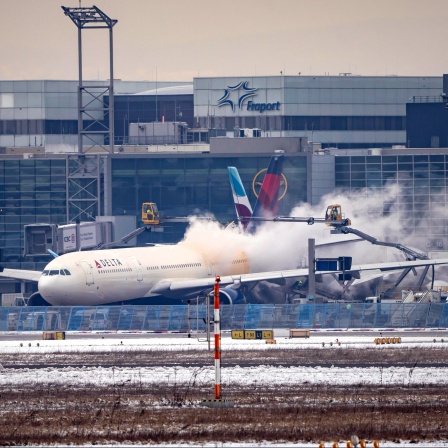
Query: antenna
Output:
[[155, 67, 158, 122]]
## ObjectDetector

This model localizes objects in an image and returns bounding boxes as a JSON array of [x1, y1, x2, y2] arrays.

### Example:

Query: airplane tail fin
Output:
[[227, 166, 253, 229], [228, 154, 285, 232], [248, 154, 284, 231]]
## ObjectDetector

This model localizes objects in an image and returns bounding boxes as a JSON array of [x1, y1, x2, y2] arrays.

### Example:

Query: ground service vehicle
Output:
[[18, 310, 62, 331], [325, 204, 351, 226], [142, 202, 160, 225]]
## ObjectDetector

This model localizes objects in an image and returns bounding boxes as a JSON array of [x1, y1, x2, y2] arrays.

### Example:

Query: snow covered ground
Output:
[[9, 442, 448, 448], [0, 331, 447, 447], [0, 332, 447, 388]]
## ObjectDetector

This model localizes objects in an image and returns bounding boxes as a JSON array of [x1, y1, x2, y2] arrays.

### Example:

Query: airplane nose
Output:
[[38, 273, 75, 305], [38, 275, 56, 302]]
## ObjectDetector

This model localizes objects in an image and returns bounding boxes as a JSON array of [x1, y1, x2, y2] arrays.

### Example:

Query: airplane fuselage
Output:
[[38, 243, 249, 306]]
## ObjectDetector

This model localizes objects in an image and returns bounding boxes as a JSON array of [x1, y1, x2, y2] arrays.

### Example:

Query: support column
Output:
[[308, 238, 316, 300], [214, 275, 221, 400]]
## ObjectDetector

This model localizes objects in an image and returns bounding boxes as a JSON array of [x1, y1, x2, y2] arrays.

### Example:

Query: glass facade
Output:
[[0, 158, 67, 270], [111, 154, 309, 243], [0, 120, 45, 135], [2, 151, 447, 254], [111, 95, 194, 145], [335, 153, 448, 247], [194, 75, 442, 149], [3, 150, 448, 295], [0, 154, 309, 267], [204, 115, 407, 135], [0, 80, 187, 148], [0, 76, 443, 149], [282, 116, 406, 132]]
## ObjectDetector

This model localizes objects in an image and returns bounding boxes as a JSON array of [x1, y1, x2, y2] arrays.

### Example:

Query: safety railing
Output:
[[0, 303, 448, 332]]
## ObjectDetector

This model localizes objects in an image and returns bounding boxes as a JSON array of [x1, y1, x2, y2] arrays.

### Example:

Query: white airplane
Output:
[[2, 156, 448, 306], [2, 242, 448, 306]]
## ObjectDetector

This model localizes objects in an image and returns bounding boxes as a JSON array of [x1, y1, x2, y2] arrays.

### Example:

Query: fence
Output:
[[1, 303, 448, 332]]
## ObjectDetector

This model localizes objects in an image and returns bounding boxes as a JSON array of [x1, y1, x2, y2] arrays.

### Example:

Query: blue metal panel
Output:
[[227, 304, 246, 330], [297, 304, 313, 328], [0, 308, 10, 331], [312, 304, 326, 328], [143, 305, 161, 331], [322, 303, 336, 328], [117, 306, 135, 331], [426, 303, 444, 328], [0, 303, 447, 332], [220, 305, 234, 331], [316, 259, 338, 271], [440, 303, 448, 328], [275, 304, 299, 328], [360, 303, 378, 328], [67, 306, 85, 331], [129, 306, 147, 331], [168, 305, 188, 331], [349, 303, 366, 328], [244, 304, 265, 329], [157, 305, 171, 331]]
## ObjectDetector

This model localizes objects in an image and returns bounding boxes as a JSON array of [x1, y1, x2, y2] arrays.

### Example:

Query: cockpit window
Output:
[[42, 268, 71, 276]]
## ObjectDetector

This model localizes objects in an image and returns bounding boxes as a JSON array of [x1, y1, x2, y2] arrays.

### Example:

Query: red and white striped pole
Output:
[[214, 275, 221, 400]]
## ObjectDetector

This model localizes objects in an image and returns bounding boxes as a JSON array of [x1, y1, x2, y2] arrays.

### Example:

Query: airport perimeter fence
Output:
[[1, 302, 448, 332]]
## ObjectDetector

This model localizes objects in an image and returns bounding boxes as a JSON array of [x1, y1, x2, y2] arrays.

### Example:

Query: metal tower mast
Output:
[[62, 5, 117, 222]]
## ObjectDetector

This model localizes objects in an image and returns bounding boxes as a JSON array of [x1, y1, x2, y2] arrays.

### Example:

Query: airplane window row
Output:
[[42, 269, 72, 276], [98, 268, 132, 274], [160, 263, 202, 269]]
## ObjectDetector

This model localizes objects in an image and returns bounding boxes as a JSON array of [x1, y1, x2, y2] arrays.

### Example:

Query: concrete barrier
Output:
[[289, 329, 310, 338]]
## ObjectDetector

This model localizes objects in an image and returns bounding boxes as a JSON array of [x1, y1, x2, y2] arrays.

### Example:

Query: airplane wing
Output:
[[150, 270, 308, 297], [150, 258, 448, 297], [347, 271, 394, 286], [0, 267, 42, 282]]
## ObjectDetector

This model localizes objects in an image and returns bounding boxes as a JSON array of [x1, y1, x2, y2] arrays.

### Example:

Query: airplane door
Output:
[[129, 257, 143, 282], [79, 260, 94, 286]]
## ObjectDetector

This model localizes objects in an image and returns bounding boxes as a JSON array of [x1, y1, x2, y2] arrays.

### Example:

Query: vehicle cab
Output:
[[142, 202, 160, 225], [325, 204, 351, 226]]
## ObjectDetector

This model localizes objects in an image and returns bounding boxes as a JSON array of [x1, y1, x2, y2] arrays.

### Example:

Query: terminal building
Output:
[[1, 75, 448, 300]]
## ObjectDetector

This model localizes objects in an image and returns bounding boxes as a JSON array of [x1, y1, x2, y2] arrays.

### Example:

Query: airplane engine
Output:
[[27, 292, 51, 307], [215, 287, 246, 305]]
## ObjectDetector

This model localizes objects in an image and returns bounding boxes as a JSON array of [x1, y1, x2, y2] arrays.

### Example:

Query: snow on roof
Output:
[[133, 84, 193, 96]]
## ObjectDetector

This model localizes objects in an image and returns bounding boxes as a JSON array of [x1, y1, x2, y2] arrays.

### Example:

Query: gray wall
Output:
[[210, 136, 308, 154]]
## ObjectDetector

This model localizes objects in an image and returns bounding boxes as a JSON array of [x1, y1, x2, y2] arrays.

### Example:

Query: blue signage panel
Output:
[[315, 259, 338, 271], [217, 81, 281, 113]]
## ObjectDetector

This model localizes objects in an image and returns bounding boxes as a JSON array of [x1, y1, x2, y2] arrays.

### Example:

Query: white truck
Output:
[[19, 310, 62, 331], [1, 293, 27, 307]]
